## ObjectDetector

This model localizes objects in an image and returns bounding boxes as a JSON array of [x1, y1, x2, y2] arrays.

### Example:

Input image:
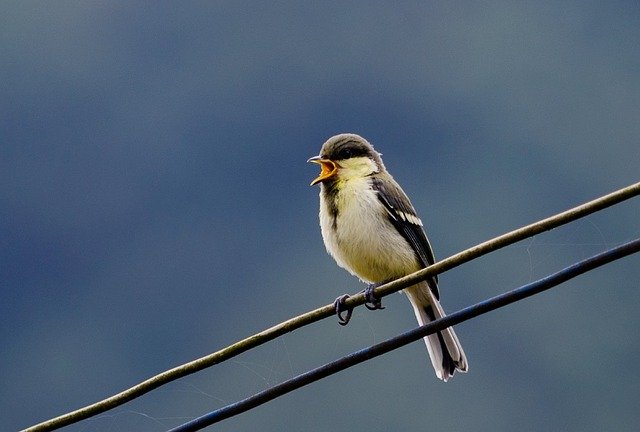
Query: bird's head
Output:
[[307, 134, 384, 186]]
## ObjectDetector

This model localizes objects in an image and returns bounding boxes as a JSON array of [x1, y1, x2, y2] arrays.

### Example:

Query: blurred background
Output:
[[2, 2, 639, 431]]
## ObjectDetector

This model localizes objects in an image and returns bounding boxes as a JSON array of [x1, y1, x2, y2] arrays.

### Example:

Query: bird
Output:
[[308, 133, 468, 381]]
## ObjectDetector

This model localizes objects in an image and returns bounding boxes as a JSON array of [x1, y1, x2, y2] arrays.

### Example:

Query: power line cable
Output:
[[169, 237, 640, 432]]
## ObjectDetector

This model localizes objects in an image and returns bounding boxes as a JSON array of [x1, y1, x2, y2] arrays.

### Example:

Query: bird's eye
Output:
[[338, 148, 353, 159]]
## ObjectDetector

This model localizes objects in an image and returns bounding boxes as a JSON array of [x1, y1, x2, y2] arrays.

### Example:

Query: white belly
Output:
[[319, 178, 420, 283]]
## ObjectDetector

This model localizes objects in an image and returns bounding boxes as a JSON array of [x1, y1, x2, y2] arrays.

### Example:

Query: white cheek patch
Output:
[[338, 157, 379, 178]]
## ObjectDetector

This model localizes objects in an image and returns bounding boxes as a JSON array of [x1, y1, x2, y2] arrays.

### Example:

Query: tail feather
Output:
[[406, 283, 468, 381]]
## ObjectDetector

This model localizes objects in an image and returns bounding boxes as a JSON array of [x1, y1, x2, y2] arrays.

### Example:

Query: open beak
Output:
[[307, 156, 338, 185]]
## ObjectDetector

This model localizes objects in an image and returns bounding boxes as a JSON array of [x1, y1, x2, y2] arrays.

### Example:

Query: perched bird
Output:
[[308, 133, 468, 381]]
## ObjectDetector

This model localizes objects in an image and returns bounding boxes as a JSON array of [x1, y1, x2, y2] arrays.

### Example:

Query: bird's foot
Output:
[[364, 283, 386, 311], [334, 294, 353, 326]]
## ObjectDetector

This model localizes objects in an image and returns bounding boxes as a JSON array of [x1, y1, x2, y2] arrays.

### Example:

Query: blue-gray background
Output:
[[3, 2, 639, 431]]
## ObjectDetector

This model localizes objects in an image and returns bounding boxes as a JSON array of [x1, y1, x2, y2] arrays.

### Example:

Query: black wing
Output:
[[371, 176, 440, 299]]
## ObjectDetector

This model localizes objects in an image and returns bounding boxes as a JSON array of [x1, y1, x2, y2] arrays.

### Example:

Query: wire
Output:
[[168, 237, 640, 432], [21, 181, 640, 432]]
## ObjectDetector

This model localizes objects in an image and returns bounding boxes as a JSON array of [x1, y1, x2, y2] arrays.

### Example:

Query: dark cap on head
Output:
[[320, 134, 384, 168]]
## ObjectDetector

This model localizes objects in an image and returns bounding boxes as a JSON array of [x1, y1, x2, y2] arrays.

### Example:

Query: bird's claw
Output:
[[334, 284, 385, 325], [334, 294, 353, 326], [364, 283, 385, 310]]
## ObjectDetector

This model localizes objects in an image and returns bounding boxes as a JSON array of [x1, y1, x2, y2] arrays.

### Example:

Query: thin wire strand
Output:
[[169, 237, 640, 432], [21, 181, 640, 432]]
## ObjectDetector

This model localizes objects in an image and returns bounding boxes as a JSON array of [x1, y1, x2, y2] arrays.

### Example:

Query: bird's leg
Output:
[[333, 294, 353, 326], [334, 281, 387, 325], [364, 282, 386, 311]]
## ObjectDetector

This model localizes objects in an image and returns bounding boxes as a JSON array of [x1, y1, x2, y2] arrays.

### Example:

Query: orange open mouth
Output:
[[308, 157, 338, 185]]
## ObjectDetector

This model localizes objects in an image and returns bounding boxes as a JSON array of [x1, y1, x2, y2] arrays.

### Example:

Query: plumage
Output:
[[309, 133, 468, 381], [371, 176, 440, 299]]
